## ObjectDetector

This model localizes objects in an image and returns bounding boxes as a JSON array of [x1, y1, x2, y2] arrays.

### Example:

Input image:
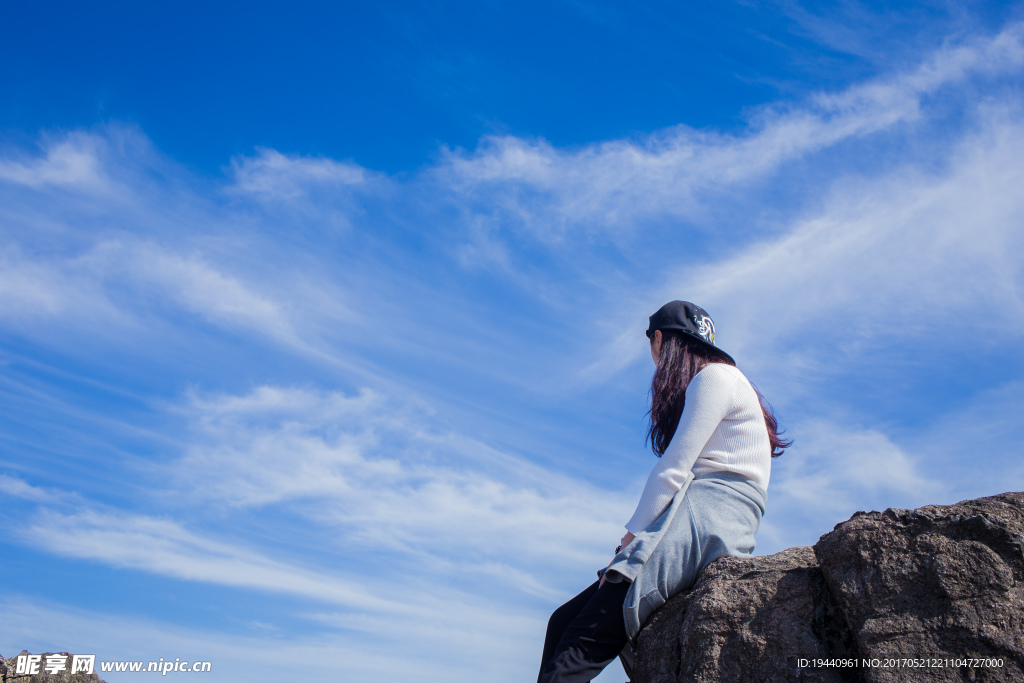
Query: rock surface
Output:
[[0, 652, 107, 683], [632, 491, 1024, 682]]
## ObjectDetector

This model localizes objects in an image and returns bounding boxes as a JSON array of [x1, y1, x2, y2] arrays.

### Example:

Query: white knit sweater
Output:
[[625, 362, 772, 534]]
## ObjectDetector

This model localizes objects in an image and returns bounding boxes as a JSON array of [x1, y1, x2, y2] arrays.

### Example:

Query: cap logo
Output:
[[693, 315, 715, 345]]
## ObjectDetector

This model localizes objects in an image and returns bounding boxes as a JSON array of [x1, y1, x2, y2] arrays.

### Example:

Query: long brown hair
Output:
[[646, 330, 791, 458]]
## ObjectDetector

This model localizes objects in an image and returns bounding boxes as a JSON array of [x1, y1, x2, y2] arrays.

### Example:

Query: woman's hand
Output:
[[599, 532, 637, 587]]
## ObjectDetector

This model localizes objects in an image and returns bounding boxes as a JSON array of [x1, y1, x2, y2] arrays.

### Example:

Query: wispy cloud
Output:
[[0, 135, 109, 191], [230, 148, 377, 201], [774, 420, 942, 511], [750, 418, 945, 553], [677, 107, 1024, 366], [129, 244, 312, 350], [7, 496, 552, 680], [0, 228, 365, 368], [175, 385, 633, 577], [435, 24, 1024, 240], [577, 103, 1024, 384], [0, 474, 65, 503], [0, 596, 539, 683], [20, 508, 400, 613], [0, 244, 129, 326]]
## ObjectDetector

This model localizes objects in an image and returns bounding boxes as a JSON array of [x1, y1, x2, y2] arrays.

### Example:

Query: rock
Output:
[[632, 491, 1024, 682], [815, 492, 1024, 683], [0, 652, 107, 683], [632, 547, 859, 683]]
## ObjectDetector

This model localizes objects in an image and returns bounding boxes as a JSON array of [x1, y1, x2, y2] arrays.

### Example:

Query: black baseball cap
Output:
[[646, 300, 734, 364]]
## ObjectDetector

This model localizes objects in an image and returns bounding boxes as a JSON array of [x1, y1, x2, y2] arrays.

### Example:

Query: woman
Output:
[[537, 301, 790, 683]]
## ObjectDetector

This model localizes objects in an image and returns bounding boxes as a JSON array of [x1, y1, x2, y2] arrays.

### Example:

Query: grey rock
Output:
[[0, 652, 107, 683], [814, 492, 1024, 683], [632, 546, 859, 683], [633, 491, 1024, 682]]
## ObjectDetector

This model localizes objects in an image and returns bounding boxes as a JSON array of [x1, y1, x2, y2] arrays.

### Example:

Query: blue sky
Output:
[[2, 1, 1023, 681]]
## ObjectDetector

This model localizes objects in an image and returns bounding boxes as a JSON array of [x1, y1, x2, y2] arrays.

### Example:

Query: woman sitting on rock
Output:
[[537, 301, 790, 683]]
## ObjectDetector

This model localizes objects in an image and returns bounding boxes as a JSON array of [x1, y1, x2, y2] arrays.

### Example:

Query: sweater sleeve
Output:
[[625, 364, 739, 534]]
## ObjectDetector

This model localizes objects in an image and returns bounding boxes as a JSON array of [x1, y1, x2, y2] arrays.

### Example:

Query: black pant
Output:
[[537, 579, 631, 683]]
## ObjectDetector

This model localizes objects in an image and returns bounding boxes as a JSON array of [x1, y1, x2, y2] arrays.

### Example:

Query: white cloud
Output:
[[20, 508, 401, 613], [0, 238, 359, 364], [578, 104, 1024, 384], [7, 502, 555, 682], [0, 595, 541, 683], [230, 148, 373, 201], [0, 475, 57, 502], [0, 245, 127, 325], [0, 132, 377, 372], [0, 136, 108, 191], [680, 108, 1024, 362], [436, 23, 1024, 239], [175, 385, 633, 577], [128, 244, 310, 349], [749, 418, 945, 554], [755, 378, 1024, 555], [773, 419, 942, 511]]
